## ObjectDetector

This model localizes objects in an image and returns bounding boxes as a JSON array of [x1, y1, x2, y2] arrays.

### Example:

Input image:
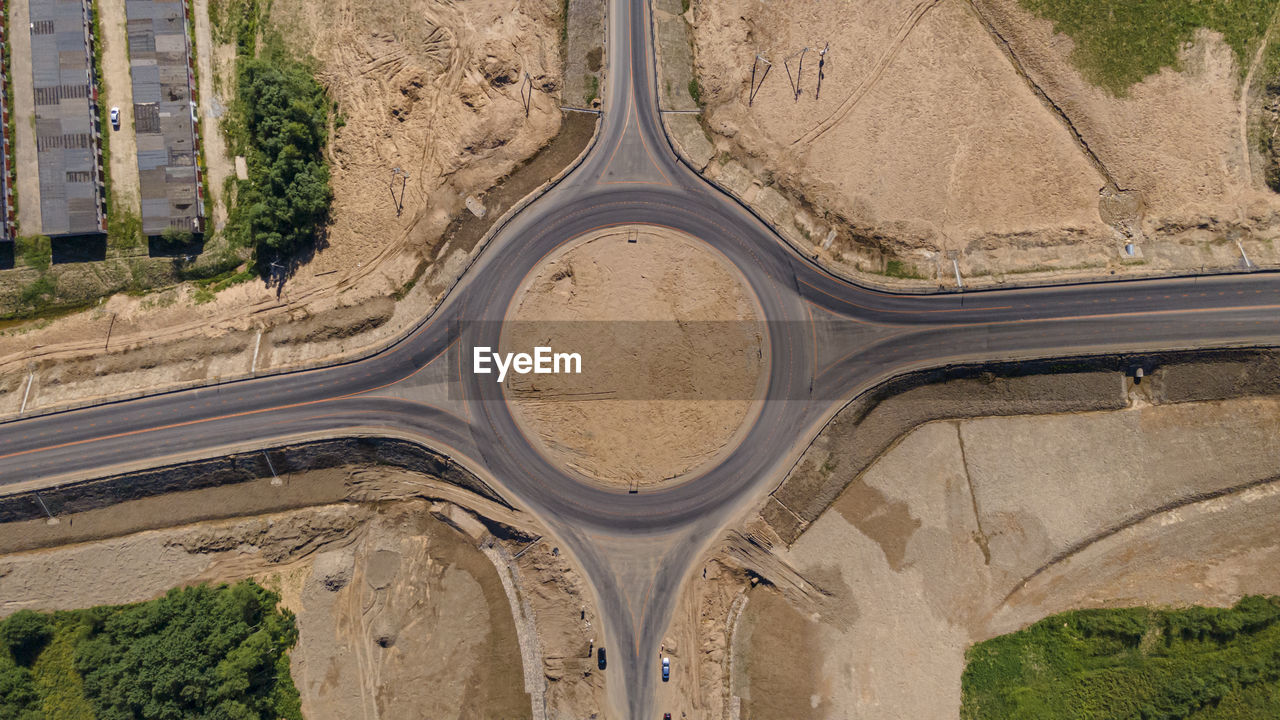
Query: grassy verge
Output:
[[88, 1, 113, 230], [1019, 0, 1280, 94], [962, 596, 1280, 719], [881, 258, 925, 279], [0, 580, 302, 718], [2, 0, 16, 224], [585, 74, 599, 105]]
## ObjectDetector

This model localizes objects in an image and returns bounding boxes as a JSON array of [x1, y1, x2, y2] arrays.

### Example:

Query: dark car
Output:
[[663, 715, 671, 720], [597, 647, 607, 670]]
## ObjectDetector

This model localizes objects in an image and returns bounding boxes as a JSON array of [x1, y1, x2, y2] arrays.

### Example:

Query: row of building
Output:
[[0, 0, 204, 247]]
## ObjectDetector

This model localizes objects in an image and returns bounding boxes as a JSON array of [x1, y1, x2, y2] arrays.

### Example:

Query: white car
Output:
[[109, 107, 120, 130]]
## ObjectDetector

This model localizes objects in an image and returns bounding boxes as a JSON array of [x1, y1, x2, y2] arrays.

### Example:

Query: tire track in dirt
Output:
[[1237, 6, 1280, 189], [791, 0, 941, 147], [962, 0, 1121, 193]]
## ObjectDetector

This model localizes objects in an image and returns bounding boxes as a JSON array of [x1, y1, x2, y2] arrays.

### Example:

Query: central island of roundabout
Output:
[[497, 224, 769, 490]]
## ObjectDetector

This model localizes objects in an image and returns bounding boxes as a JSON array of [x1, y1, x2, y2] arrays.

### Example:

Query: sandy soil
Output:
[[10, 0, 40, 232], [687, 390, 1280, 719], [504, 225, 766, 488], [97, 0, 142, 216], [0, 0, 571, 418], [267, 0, 564, 281], [687, 0, 1280, 285], [192, 0, 235, 228], [0, 467, 609, 720]]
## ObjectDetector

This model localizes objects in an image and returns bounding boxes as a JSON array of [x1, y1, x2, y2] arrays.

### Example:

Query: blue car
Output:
[[661, 657, 670, 682]]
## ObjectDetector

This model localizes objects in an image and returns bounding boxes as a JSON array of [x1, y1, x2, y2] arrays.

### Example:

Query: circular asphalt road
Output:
[[4, 0, 1280, 716]]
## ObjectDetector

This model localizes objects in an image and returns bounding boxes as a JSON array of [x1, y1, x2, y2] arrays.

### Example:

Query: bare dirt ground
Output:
[[192, 0, 235, 229], [10, 0, 40, 232], [673, 383, 1280, 719], [504, 225, 766, 488], [686, 0, 1280, 286], [97, 0, 142, 216], [0, 0, 574, 419], [0, 466, 608, 720]]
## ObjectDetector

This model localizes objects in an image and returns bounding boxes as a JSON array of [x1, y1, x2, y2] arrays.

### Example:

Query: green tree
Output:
[[75, 581, 302, 720], [0, 664, 39, 720], [226, 51, 332, 269], [0, 611, 53, 667]]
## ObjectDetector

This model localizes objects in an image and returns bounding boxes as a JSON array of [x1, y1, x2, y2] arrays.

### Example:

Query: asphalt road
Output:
[[4, 0, 1280, 717]]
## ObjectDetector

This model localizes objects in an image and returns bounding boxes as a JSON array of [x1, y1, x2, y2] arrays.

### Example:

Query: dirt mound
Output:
[[503, 225, 767, 488]]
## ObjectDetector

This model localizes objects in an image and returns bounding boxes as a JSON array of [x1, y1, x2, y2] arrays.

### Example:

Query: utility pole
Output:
[[33, 491, 56, 523], [104, 312, 116, 351], [264, 450, 282, 486], [520, 72, 534, 118], [269, 259, 290, 302], [389, 167, 409, 217], [749, 54, 771, 106], [784, 47, 808, 101], [815, 43, 829, 100]]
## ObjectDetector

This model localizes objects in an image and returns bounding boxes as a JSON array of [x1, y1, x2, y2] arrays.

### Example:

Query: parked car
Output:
[[109, 107, 120, 130], [597, 647, 607, 670], [661, 656, 670, 682], [663, 715, 671, 720]]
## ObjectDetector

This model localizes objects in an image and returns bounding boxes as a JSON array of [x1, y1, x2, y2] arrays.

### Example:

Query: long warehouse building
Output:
[[30, 0, 106, 237], [127, 0, 203, 237]]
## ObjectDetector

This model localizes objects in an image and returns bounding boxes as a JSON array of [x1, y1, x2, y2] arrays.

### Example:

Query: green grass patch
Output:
[[16, 235, 50, 271], [0, 580, 302, 719], [2, 0, 16, 224], [962, 596, 1280, 720], [89, 1, 113, 218], [1019, 0, 1280, 94], [688, 78, 702, 106], [560, 0, 569, 52], [585, 74, 600, 105], [882, 259, 924, 279], [106, 208, 144, 251]]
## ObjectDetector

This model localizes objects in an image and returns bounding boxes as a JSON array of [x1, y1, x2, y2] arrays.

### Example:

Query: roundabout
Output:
[[3, 0, 1280, 717]]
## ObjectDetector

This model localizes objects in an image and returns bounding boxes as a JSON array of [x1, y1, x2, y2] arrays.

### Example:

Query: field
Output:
[[962, 597, 1280, 719], [1020, 0, 1280, 94], [687, 0, 1280, 285], [662, 359, 1280, 719]]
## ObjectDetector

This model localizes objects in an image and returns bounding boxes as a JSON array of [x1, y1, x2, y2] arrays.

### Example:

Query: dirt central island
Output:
[[502, 225, 767, 489]]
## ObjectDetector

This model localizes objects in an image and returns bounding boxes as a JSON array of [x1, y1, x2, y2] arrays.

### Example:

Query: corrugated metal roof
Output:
[[29, 0, 105, 236], [127, 0, 202, 236]]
